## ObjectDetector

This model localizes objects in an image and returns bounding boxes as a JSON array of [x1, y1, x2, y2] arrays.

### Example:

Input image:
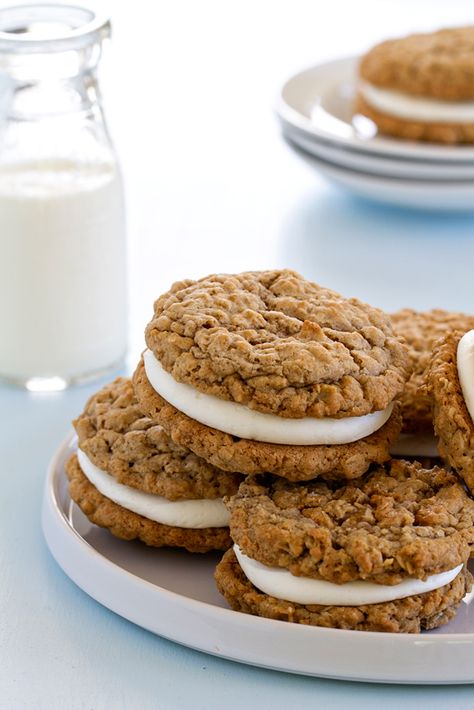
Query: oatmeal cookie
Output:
[[227, 460, 474, 584], [215, 548, 472, 633], [391, 309, 474, 434], [145, 270, 409, 418], [133, 358, 402, 480], [359, 27, 474, 100], [355, 95, 474, 144], [357, 27, 474, 143], [66, 455, 231, 553], [427, 331, 474, 495], [74, 377, 242, 500], [391, 455, 441, 470]]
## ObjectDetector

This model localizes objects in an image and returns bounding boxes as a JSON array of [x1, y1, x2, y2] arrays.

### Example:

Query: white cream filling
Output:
[[234, 545, 462, 606], [76, 448, 229, 529], [390, 433, 439, 458], [457, 329, 474, 425], [360, 80, 474, 124], [143, 349, 393, 446]]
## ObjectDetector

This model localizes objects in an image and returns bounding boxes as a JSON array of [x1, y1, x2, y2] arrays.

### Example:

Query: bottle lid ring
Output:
[[0, 4, 110, 53]]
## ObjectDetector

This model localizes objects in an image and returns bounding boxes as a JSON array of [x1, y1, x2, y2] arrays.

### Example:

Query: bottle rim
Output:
[[0, 3, 110, 53]]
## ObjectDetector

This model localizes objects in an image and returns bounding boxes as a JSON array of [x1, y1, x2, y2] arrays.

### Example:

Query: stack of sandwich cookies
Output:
[[215, 460, 474, 632], [67, 378, 242, 552], [390, 309, 474, 462], [63, 270, 473, 635], [134, 270, 409, 481], [357, 27, 474, 144], [427, 329, 474, 496]]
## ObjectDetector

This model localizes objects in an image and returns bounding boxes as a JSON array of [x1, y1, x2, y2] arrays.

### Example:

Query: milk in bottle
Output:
[[0, 4, 127, 389]]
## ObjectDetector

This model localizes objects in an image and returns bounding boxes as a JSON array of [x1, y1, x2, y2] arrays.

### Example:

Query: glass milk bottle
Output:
[[0, 4, 127, 390]]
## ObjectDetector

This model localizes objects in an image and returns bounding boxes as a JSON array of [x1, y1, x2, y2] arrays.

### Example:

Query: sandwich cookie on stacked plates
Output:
[[427, 329, 474, 495], [66, 378, 242, 552], [134, 270, 409, 481], [390, 309, 474, 463], [215, 461, 474, 632], [357, 27, 474, 144]]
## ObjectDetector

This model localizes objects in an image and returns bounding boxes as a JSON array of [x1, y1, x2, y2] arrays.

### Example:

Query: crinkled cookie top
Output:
[[426, 330, 474, 496], [145, 270, 409, 418], [73, 377, 242, 500], [391, 308, 474, 433], [227, 460, 474, 585], [359, 27, 474, 100]]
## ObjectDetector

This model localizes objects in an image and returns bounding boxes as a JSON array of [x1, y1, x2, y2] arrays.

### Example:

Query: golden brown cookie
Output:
[[357, 27, 474, 144], [427, 331, 474, 495], [74, 377, 242, 500], [227, 460, 474, 585], [355, 94, 474, 145], [67, 455, 231, 553], [133, 358, 403, 481], [215, 548, 472, 633], [391, 454, 441, 470], [137, 270, 409, 480], [145, 270, 408, 418], [68, 378, 241, 551], [359, 27, 474, 100], [216, 459, 474, 632], [391, 309, 474, 435]]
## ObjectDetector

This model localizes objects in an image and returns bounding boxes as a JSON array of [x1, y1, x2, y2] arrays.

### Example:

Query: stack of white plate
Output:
[[276, 57, 474, 211]]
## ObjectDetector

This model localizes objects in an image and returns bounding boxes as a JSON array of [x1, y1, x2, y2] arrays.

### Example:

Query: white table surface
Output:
[[2, 0, 474, 707]]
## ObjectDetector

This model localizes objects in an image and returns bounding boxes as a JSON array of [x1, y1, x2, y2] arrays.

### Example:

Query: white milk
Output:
[[0, 160, 127, 384]]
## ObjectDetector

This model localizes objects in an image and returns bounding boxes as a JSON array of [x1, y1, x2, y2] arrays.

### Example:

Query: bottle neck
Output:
[[0, 7, 115, 168], [0, 43, 104, 120], [3, 73, 102, 122], [0, 60, 115, 168]]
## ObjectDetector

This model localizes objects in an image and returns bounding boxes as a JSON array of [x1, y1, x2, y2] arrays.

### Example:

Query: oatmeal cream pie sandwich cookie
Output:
[[427, 329, 474, 496], [134, 270, 409, 481], [390, 308, 474, 460], [66, 377, 243, 552], [357, 27, 474, 144], [215, 460, 474, 633]]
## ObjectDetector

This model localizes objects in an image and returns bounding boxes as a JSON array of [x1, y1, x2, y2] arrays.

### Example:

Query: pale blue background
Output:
[[2, 0, 474, 707]]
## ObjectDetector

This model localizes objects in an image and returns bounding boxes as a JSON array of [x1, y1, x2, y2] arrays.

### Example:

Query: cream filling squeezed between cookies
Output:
[[143, 349, 393, 446], [360, 81, 474, 124], [234, 545, 463, 606], [76, 449, 230, 528], [457, 329, 474, 424]]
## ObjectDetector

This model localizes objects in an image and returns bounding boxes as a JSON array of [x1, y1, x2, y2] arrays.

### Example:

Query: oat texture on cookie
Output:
[[133, 358, 403, 480], [214, 547, 472, 633], [391, 309, 474, 434], [144, 270, 409, 418], [357, 27, 474, 143], [74, 377, 242, 500], [227, 460, 474, 585], [427, 331, 474, 495], [66, 455, 232, 553], [359, 27, 474, 100]]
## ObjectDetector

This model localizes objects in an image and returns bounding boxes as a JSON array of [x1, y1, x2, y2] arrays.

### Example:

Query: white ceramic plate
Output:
[[292, 147, 474, 211], [42, 435, 474, 685], [283, 124, 474, 180], [277, 57, 474, 162]]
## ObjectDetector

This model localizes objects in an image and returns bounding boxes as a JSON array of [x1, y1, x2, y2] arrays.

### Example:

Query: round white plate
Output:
[[292, 147, 474, 211], [283, 124, 474, 180], [42, 435, 474, 684], [277, 57, 474, 162]]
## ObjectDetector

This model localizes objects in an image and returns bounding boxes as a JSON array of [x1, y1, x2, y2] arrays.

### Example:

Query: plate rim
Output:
[[41, 434, 474, 685], [276, 56, 474, 162], [288, 143, 474, 192], [282, 124, 474, 180]]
